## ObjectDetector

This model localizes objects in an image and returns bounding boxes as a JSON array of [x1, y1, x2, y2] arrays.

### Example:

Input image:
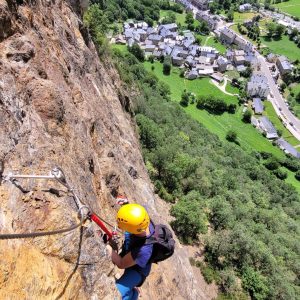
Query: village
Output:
[[111, 1, 300, 159]]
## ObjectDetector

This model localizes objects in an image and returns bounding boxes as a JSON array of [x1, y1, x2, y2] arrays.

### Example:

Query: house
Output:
[[159, 23, 178, 32], [226, 49, 234, 60], [148, 34, 162, 45], [234, 50, 245, 56], [239, 3, 252, 12], [124, 29, 134, 40], [210, 73, 224, 83], [266, 53, 277, 63], [252, 98, 264, 114], [186, 69, 199, 80], [172, 56, 184, 66], [220, 27, 236, 45], [196, 11, 219, 30], [190, 0, 209, 10], [153, 50, 162, 58], [276, 56, 293, 76], [198, 56, 211, 65], [259, 116, 278, 139], [251, 116, 259, 127], [198, 68, 214, 76], [234, 55, 245, 66], [236, 65, 247, 72], [144, 44, 156, 52], [184, 32, 195, 41], [217, 56, 229, 72], [277, 138, 300, 158], [247, 74, 269, 98], [234, 35, 253, 51], [198, 46, 218, 57], [136, 29, 147, 41], [185, 55, 197, 68]]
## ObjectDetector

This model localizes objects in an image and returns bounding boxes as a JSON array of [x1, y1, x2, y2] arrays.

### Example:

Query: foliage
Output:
[[170, 192, 208, 243], [197, 95, 229, 114], [226, 130, 238, 144], [163, 55, 171, 75], [243, 109, 252, 123], [128, 43, 144, 62], [109, 27, 300, 300], [241, 267, 269, 300]]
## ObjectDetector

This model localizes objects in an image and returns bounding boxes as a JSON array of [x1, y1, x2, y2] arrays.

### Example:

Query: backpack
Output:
[[145, 223, 175, 263]]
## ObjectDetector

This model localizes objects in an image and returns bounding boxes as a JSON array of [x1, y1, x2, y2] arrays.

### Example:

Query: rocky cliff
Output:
[[0, 1, 216, 299]]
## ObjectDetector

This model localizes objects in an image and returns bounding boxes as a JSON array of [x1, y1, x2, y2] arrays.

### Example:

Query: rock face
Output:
[[0, 1, 216, 299]]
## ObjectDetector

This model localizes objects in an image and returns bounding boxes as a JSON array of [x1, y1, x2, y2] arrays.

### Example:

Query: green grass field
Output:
[[261, 35, 300, 62], [144, 62, 237, 104], [274, 0, 300, 18], [206, 37, 227, 54], [263, 101, 300, 146], [144, 61, 285, 158], [233, 12, 257, 23], [160, 10, 187, 26]]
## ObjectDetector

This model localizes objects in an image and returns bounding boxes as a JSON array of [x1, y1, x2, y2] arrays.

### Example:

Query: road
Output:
[[256, 52, 300, 140]]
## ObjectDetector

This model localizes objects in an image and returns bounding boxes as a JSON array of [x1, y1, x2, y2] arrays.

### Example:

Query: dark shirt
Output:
[[122, 222, 155, 277]]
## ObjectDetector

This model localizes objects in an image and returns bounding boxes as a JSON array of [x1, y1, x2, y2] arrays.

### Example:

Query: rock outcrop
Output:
[[0, 1, 216, 299]]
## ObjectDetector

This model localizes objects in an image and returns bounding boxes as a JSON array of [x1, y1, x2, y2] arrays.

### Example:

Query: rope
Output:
[[0, 215, 85, 240]]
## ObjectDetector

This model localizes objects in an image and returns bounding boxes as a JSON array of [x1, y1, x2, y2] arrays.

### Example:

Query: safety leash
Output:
[[0, 167, 119, 241]]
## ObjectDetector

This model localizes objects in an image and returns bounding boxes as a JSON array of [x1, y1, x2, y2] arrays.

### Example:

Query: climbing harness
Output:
[[0, 167, 119, 241]]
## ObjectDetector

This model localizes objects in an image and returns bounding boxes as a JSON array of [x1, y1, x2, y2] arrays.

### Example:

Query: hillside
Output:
[[0, 0, 213, 299]]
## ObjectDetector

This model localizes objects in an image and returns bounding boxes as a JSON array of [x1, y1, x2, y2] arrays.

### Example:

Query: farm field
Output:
[[274, 0, 300, 18], [261, 34, 300, 62], [144, 61, 285, 158]]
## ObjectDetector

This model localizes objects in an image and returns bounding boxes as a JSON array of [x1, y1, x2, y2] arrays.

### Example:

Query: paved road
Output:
[[256, 51, 300, 141]]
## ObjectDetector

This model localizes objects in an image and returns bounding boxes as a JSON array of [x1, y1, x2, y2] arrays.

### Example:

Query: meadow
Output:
[[144, 61, 285, 158], [274, 0, 300, 18], [261, 34, 300, 62]]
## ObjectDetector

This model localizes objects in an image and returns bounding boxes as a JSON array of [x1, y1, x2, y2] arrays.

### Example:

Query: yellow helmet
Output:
[[117, 204, 150, 234]]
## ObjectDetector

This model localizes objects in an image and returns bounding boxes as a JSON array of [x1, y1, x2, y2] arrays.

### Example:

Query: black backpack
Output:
[[145, 223, 175, 263]]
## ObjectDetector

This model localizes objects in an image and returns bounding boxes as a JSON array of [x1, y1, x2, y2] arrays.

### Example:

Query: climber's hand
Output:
[[116, 195, 129, 206]]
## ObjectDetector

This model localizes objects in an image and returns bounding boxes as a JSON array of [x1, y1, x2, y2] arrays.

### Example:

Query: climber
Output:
[[105, 203, 154, 300]]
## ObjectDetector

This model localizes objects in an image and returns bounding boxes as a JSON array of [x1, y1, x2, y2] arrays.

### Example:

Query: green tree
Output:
[[242, 267, 269, 300], [180, 90, 190, 107], [170, 194, 207, 243], [163, 55, 172, 75], [128, 43, 145, 61], [185, 12, 194, 26], [226, 130, 238, 143], [243, 109, 252, 123]]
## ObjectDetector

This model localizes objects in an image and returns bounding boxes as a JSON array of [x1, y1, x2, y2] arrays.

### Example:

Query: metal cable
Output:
[[0, 215, 85, 240]]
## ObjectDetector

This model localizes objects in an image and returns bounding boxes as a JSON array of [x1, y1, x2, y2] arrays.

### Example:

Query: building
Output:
[[190, 0, 209, 10], [186, 69, 199, 80], [276, 56, 293, 76], [252, 98, 264, 114], [234, 55, 245, 66], [148, 34, 162, 45], [234, 35, 253, 51], [266, 53, 277, 63], [217, 56, 229, 72], [196, 11, 220, 30], [220, 27, 236, 45], [239, 3, 252, 12], [210, 73, 224, 83], [277, 138, 300, 158], [259, 116, 278, 139], [247, 74, 269, 98]]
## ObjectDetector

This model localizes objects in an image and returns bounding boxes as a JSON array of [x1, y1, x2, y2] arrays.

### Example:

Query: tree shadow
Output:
[[55, 226, 84, 300]]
